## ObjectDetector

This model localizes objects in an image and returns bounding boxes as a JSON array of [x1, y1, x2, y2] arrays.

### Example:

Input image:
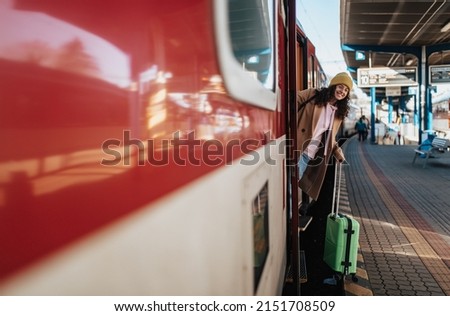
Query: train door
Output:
[[284, 0, 304, 296], [285, 14, 323, 296]]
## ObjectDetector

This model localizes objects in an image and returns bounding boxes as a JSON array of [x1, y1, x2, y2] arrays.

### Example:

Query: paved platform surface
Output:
[[342, 137, 450, 295]]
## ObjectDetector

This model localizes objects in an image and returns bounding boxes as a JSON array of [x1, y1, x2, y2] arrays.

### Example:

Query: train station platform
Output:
[[341, 136, 450, 296], [291, 136, 450, 296]]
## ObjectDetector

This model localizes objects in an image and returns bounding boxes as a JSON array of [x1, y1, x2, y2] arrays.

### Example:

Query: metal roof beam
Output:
[[342, 44, 421, 57]]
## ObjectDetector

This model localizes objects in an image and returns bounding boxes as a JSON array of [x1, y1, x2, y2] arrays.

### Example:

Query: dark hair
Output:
[[313, 86, 350, 119]]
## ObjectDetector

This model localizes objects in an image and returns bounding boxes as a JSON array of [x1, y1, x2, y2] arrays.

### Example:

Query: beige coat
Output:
[[297, 88, 345, 201]]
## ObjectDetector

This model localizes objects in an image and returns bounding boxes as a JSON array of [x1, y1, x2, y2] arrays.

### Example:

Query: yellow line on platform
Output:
[[358, 145, 450, 295], [339, 169, 373, 296]]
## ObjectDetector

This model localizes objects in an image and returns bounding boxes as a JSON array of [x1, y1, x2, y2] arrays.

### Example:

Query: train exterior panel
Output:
[[0, 0, 324, 295]]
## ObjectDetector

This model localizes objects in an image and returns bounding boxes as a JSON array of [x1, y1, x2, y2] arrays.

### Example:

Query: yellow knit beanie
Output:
[[329, 72, 353, 90]]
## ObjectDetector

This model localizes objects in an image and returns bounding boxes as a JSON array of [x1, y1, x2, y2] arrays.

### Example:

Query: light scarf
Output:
[[304, 103, 337, 159]]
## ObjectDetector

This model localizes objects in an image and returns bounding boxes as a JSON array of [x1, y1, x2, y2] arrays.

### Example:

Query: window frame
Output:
[[213, 0, 277, 111]]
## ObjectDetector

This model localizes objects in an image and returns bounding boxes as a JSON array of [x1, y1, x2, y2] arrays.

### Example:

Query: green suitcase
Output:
[[323, 163, 360, 275], [323, 213, 360, 274]]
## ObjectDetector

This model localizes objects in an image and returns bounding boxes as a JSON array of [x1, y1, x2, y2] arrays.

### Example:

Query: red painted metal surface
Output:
[[0, 0, 278, 280]]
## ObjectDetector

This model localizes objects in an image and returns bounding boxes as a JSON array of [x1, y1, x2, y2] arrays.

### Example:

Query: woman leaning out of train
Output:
[[296, 72, 353, 211]]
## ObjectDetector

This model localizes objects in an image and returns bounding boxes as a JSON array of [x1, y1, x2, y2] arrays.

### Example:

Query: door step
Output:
[[299, 250, 307, 283], [298, 216, 313, 232], [285, 250, 308, 284]]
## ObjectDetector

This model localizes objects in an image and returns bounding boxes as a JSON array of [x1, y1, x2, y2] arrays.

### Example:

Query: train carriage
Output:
[[0, 0, 325, 295]]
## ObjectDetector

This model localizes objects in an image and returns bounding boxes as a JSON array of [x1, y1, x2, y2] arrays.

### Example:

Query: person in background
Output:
[[296, 72, 353, 210], [355, 116, 368, 141], [361, 115, 370, 140]]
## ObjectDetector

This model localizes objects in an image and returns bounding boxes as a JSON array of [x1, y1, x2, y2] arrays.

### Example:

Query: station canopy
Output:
[[340, 0, 450, 98]]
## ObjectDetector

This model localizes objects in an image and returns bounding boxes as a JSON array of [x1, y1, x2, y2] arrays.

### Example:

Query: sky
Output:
[[296, 0, 371, 103], [296, 0, 347, 77]]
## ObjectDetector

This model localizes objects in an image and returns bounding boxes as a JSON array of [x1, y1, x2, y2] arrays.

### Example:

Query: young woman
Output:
[[296, 72, 353, 202]]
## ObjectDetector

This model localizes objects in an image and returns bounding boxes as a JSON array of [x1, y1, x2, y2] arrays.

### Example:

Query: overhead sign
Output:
[[385, 86, 401, 96], [357, 67, 418, 87], [429, 64, 450, 84]]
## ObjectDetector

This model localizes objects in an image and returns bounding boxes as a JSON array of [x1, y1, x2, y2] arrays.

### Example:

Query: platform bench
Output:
[[412, 137, 450, 168]]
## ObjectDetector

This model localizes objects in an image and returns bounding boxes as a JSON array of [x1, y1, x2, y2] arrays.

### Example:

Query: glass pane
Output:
[[228, 0, 274, 90]]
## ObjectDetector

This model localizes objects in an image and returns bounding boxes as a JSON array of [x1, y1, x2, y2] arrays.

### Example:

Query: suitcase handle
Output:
[[331, 162, 342, 217]]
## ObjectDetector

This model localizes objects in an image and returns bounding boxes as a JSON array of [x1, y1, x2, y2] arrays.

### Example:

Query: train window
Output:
[[213, 0, 277, 110], [252, 181, 269, 292], [309, 55, 315, 88], [228, 0, 274, 89]]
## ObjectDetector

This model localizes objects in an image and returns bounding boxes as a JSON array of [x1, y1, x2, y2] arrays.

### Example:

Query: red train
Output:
[[0, 0, 326, 295]]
